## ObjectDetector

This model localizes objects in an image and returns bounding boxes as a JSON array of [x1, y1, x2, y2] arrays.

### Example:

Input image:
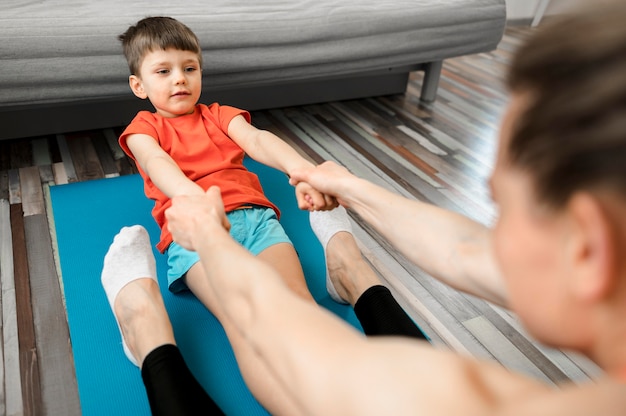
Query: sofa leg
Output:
[[420, 60, 443, 103]]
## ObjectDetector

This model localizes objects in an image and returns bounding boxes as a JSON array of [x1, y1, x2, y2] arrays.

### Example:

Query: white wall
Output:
[[506, 0, 541, 21], [506, 0, 586, 21]]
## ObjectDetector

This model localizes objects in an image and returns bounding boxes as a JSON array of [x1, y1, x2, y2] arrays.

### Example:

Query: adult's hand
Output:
[[289, 161, 356, 208], [165, 186, 231, 251], [293, 179, 338, 211]]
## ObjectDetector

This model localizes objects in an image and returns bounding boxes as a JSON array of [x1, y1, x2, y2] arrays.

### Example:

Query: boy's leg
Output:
[[170, 208, 314, 414], [256, 242, 315, 302], [185, 263, 305, 415], [102, 226, 221, 415]]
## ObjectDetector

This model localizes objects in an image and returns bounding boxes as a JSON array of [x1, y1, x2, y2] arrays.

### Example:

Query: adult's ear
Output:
[[129, 75, 147, 99], [566, 192, 617, 303]]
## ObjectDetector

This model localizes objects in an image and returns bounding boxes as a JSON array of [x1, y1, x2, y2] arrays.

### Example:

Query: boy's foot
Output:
[[101, 225, 171, 366], [309, 207, 352, 304]]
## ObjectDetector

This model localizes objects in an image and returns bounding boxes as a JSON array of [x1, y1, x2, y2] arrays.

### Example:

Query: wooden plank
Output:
[[489, 304, 599, 383], [265, 109, 328, 166], [65, 134, 105, 181], [0, 141, 10, 171], [463, 316, 554, 385], [9, 140, 33, 170], [38, 164, 55, 184], [47, 134, 62, 165], [52, 162, 69, 185], [10, 203, 43, 416], [43, 184, 66, 309], [31, 137, 52, 167], [117, 156, 138, 176], [24, 214, 80, 415], [321, 112, 465, 214], [0, 226, 5, 416], [19, 166, 45, 217], [0, 170, 8, 201], [0, 199, 24, 416], [462, 295, 571, 384], [103, 128, 126, 160], [92, 130, 120, 178], [55, 134, 78, 183], [8, 168, 21, 204], [283, 108, 417, 200]]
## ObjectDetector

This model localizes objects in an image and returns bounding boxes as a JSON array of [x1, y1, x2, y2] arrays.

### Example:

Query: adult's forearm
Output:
[[341, 177, 507, 306], [191, 220, 370, 414]]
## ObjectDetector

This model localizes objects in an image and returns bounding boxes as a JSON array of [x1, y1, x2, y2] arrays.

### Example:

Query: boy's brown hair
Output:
[[119, 16, 202, 76]]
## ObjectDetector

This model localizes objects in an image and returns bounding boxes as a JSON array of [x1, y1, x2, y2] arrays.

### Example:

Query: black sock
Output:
[[354, 285, 429, 340], [141, 344, 225, 415]]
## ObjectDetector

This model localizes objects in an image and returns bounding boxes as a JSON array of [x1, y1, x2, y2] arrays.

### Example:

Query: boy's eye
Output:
[[184, 67, 197, 73], [156, 69, 170, 75]]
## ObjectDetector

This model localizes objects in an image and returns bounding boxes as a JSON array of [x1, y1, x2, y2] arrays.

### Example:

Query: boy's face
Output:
[[129, 48, 202, 118]]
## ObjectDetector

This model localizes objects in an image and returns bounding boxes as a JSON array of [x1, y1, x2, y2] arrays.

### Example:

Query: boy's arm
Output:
[[228, 115, 336, 210], [228, 115, 315, 176], [125, 133, 204, 198]]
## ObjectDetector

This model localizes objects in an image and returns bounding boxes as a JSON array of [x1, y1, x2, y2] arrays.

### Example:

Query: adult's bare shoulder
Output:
[[500, 377, 626, 416]]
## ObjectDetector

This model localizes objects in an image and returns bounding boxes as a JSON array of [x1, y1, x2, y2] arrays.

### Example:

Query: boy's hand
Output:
[[294, 181, 338, 211], [166, 186, 231, 251]]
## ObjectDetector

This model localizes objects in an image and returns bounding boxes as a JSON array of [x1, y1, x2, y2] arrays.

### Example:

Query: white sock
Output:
[[309, 206, 352, 304], [101, 225, 157, 366]]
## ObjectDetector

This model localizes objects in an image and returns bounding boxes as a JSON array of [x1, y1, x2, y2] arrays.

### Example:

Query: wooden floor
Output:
[[0, 25, 603, 415]]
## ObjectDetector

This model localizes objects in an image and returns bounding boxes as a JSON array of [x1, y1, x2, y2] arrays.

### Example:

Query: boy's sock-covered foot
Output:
[[309, 207, 352, 304], [101, 225, 157, 366]]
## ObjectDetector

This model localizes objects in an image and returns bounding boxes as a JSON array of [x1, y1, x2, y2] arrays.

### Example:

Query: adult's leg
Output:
[[311, 208, 428, 339], [102, 226, 222, 415], [142, 344, 223, 416], [353, 286, 428, 339]]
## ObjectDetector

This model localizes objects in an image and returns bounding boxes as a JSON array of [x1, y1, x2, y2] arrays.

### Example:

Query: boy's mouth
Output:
[[172, 91, 190, 97]]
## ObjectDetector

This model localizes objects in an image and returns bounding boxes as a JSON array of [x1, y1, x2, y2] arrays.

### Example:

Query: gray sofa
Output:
[[0, 0, 506, 141]]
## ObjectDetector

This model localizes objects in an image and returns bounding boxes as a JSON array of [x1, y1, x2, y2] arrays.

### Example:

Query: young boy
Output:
[[118, 16, 335, 298], [116, 16, 344, 411]]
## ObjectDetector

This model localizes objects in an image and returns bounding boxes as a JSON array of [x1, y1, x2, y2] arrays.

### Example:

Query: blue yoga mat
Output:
[[50, 158, 362, 415]]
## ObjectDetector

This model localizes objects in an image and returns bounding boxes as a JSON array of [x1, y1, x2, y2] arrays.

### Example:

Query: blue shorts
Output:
[[166, 206, 292, 293]]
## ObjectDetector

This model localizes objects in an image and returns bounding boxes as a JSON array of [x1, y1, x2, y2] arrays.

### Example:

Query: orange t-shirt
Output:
[[119, 103, 279, 253]]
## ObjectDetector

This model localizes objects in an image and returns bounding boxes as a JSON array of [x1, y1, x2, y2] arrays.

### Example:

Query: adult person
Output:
[[165, 3, 626, 414]]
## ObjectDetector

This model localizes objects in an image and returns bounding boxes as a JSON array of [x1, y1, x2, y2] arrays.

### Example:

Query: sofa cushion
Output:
[[0, 0, 505, 108]]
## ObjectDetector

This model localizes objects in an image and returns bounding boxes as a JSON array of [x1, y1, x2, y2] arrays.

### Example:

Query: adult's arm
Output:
[[164, 188, 543, 414], [290, 161, 508, 307]]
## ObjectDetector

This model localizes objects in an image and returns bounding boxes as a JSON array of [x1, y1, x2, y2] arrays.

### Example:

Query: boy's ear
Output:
[[129, 75, 147, 99], [567, 192, 617, 303]]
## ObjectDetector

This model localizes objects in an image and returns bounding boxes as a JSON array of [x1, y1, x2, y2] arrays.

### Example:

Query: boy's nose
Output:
[[173, 70, 187, 84]]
